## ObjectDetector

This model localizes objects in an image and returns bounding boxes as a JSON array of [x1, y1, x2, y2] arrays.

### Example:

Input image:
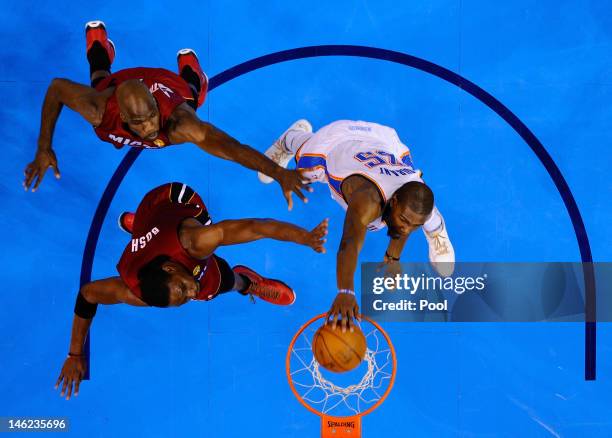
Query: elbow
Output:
[[48, 78, 68, 101], [49, 78, 63, 93], [248, 219, 266, 238], [243, 219, 268, 241], [79, 283, 96, 304], [188, 121, 210, 147], [75, 284, 99, 319], [193, 125, 208, 145]]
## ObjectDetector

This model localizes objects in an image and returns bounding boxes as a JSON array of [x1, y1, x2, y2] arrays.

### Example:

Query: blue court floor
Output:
[[1, 1, 611, 437]]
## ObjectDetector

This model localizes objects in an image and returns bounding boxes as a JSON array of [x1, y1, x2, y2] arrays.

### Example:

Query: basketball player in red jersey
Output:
[[55, 182, 328, 400], [24, 21, 310, 210]]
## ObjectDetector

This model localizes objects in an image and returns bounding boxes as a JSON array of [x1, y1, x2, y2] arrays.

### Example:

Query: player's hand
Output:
[[55, 356, 86, 400], [326, 292, 360, 333], [305, 218, 329, 253], [24, 148, 61, 192], [274, 168, 313, 211], [377, 254, 403, 283]]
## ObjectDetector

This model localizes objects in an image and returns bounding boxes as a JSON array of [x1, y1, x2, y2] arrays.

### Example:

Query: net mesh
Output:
[[288, 320, 395, 417]]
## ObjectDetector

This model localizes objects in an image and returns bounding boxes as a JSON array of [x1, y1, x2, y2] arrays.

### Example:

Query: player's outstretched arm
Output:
[[385, 233, 409, 261], [25, 79, 104, 192], [328, 181, 381, 332], [184, 218, 328, 259], [168, 109, 312, 210], [55, 277, 143, 400], [379, 233, 410, 278]]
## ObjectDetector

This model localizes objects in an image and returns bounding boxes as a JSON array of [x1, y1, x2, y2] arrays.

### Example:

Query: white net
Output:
[[288, 319, 395, 417]]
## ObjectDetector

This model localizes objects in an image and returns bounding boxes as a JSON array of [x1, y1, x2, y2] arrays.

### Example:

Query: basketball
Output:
[[312, 323, 367, 372]]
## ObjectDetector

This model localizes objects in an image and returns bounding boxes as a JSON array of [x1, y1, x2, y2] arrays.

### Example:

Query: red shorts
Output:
[[134, 182, 211, 229]]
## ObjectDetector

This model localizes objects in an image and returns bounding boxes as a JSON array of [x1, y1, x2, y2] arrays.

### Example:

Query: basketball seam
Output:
[[323, 326, 366, 362], [315, 326, 365, 372]]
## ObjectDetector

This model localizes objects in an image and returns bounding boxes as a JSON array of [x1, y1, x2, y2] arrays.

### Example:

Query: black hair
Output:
[[137, 255, 172, 307], [394, 181, 434, 216]]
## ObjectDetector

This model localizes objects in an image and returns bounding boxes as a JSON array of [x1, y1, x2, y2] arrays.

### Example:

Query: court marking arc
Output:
[[79, 44, 597, 380]]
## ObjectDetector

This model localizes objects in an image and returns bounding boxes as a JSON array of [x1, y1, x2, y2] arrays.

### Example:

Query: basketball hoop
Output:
[[286, 314, 397, 437]]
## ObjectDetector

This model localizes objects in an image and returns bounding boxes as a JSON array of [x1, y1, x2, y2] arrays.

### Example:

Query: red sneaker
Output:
[[118, 212, 135, 234], [233, 265, 296, 305], [177, 48, 209, 108], [85, 20, 115, 64]]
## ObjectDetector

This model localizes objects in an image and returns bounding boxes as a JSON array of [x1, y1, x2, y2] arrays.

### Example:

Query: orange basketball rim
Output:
[[286, 314, 397, 438]]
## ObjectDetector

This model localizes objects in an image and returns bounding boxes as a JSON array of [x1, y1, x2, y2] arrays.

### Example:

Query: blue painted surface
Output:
[[1, 1, 611, 437]]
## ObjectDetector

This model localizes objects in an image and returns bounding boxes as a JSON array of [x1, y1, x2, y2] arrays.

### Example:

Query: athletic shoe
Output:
[[233, 265, 296, 305], [85, 20, 115, 64], [423, 217, 455, 277], [118, 212, 135, 234], [177, 48, 209, 108], [258, 119, 312, 184]]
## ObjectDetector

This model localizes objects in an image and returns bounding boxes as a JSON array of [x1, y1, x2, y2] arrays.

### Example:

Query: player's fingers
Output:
[[31, 174, 42, 192], [293, 187, 307, 203], [327, 308, 335, 323], [52, 162, 61, 179], [331, 311, 339, 329], [342, 311, 350, 333], [74, 375, 81, 397], [65, 379, 73, 400], [348, 309, 356, 332], [55, 372, 64, 390], [24, 167, 36, 190], [284, 190, 293, 211], [315, 241, 326, 253], [325, 309, 333, 324], [318, 222, 329, 238], [32, 170, 46, 192], [60, 376, 69, 396]]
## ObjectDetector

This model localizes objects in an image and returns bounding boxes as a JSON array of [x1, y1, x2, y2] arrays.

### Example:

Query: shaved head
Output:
[[116, 80, 156, 117], [115, 80, 160, 140]]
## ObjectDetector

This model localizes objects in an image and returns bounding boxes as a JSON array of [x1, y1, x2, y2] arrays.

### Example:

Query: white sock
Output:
[[423, 206, 443, 233], [284, 131, 313, 154]]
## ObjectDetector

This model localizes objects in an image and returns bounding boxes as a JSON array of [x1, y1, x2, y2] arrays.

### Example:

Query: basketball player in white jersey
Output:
[[258, 120, 454, 330]]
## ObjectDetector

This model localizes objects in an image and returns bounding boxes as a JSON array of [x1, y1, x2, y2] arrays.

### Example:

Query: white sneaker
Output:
[[258, 119, 313, 184], [423, 218, 455, 277]]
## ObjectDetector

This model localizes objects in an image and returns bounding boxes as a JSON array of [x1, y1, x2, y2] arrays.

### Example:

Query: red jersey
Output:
[[116, 184, 222, 302], [94, 67, 193, 149]]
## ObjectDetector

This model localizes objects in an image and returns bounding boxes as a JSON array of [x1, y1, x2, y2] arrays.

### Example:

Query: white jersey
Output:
[[296, 120, 423, 231]]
